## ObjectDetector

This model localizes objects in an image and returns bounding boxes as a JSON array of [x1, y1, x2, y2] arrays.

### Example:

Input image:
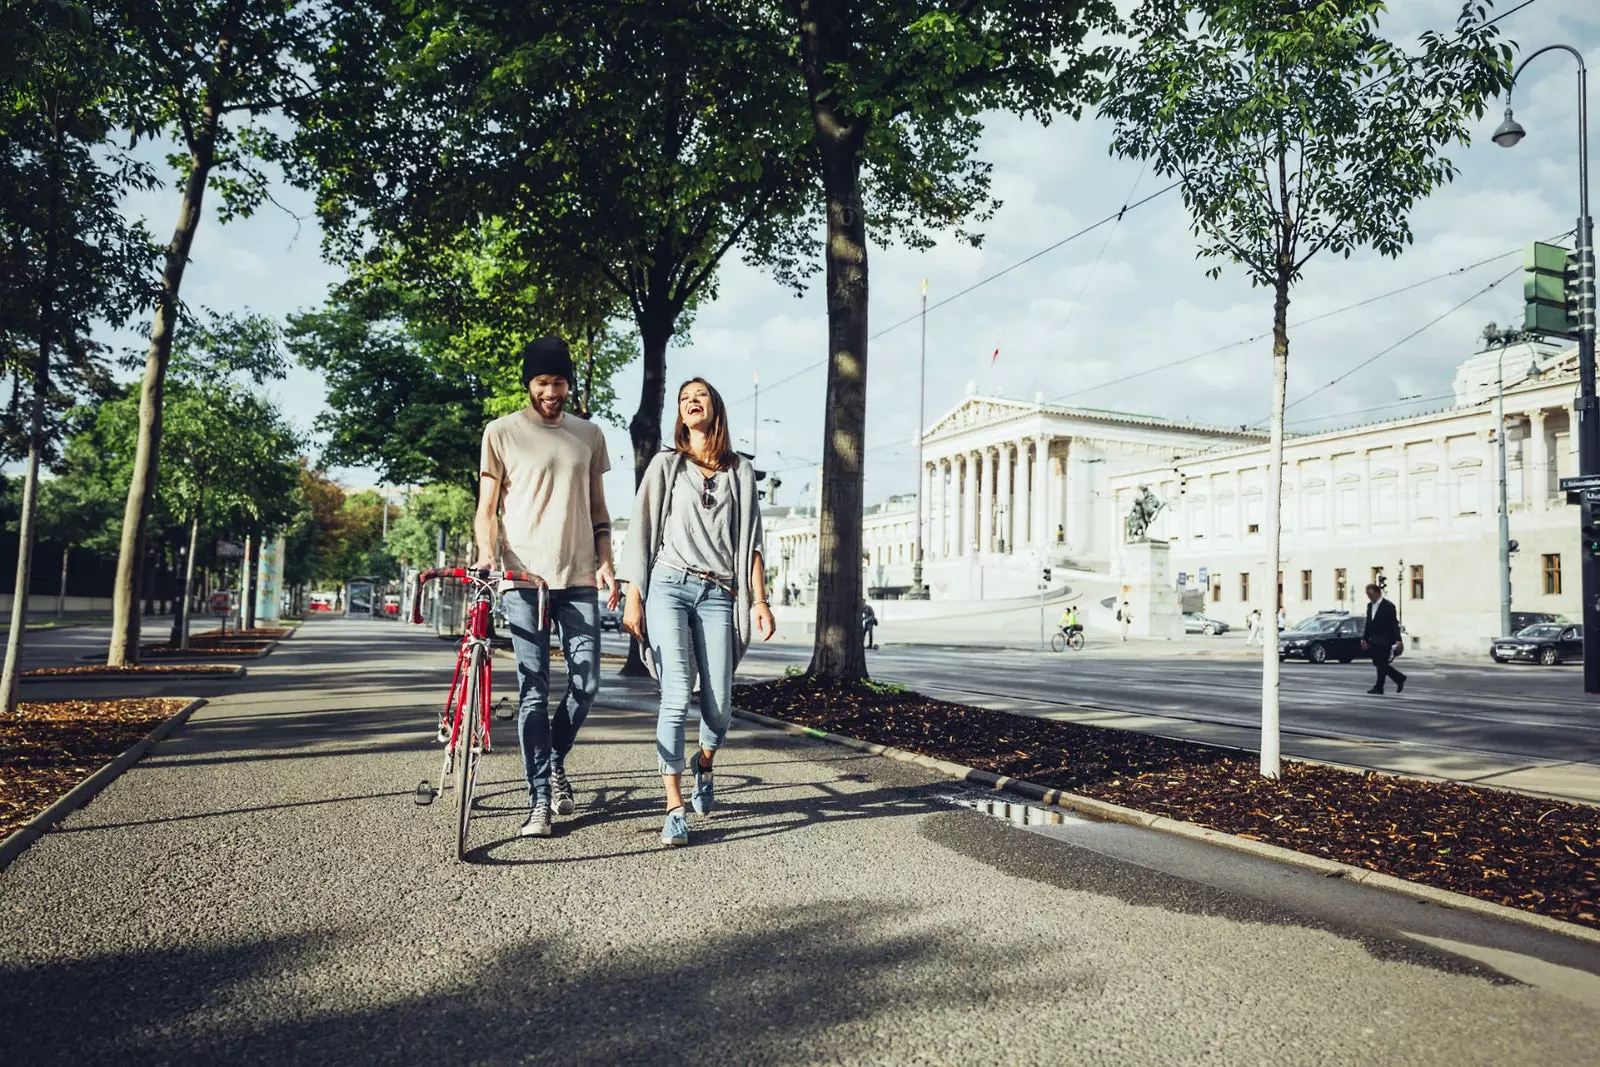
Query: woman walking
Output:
[[621, 378, 776, 846]]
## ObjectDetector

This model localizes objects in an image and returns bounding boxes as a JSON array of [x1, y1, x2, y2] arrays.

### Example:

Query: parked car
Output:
[[1279, 614, 1365, 663], [1491, 623, 1583, 665], [1509, 611, 1568, 634], [383, 594, 400, 618], [1183, 612, 1230, 635], [599, 605, 623, 632]]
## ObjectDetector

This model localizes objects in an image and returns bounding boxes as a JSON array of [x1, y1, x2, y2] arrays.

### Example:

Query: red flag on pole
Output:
[[990, 346, 1000, 367]]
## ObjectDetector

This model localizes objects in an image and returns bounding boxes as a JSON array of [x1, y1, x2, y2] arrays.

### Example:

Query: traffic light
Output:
[[1524, 241, 1580, 339], [1584, 502, 1600, 557], [1042, 567, 1051, 584]]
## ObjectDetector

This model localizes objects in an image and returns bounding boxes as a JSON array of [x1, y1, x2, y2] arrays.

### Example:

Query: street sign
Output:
[[1177, 571, 1188, 587], [1198, 567, 1209, 586], [1560, 475, 1600, 492], [215, 539, 244, 559]]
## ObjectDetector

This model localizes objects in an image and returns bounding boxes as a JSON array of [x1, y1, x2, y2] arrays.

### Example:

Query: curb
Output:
[[730, 707, 1600, 947], [0, 697, 207, 874], [21, 665, 246, 683], [78, 641, 276, 665]]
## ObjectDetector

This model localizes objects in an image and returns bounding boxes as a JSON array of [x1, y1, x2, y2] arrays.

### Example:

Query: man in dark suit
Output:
[[1360, 582, 1406, 694]]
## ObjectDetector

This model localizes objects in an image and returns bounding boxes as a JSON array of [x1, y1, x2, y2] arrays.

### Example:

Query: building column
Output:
[[1397, 443, 1411, 525], [1015, 440, 1032, 551], [1033, 436, 1052, 548], [945, 458, 960, 557], [995, 444, 1013, 552], [921, 461, 935, 560], [963, 451, 979, 555], [1530, 409, 1549, 512], [1434, 437, 1449, 522], [972, 447, 985, 556]]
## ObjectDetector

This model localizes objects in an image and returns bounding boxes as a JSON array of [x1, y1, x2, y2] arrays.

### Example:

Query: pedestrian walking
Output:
[[621, 377, 776, 848], [475, 337, 618, 839], [1118, 601, 1132, 641], [1276, 607, 1288, 634], [1245, 608, 1261, 645], [861, 602, 878, 650], [1360, 582, 1406, 695]]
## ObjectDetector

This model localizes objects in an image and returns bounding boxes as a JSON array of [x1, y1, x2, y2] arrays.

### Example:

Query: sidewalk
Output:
[[0, 618, 1594, 1063]]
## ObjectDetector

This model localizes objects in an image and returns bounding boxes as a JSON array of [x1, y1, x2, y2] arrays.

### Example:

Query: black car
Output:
[[1509, 611, 1568, 633], [1279, 614, 1366, 663], [599, 605, 623, 632], [1490, 623, 1583, 665]]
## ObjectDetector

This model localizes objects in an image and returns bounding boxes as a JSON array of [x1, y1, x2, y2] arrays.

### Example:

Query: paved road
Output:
[[738, 640, 1600, 804], [2, 617, 177, 670], [2, 617, 1598, 1064]]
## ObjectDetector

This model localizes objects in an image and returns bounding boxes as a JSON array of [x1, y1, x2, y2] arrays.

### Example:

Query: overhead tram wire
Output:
[[1045, 243, 1538, 405], [726, 180, 1183, 408], [1269, 264, 1523, 424]]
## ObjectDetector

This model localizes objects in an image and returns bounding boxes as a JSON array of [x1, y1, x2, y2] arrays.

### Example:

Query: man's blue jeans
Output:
[[645, 565, 734, 775], [502, 586, 600, 803]]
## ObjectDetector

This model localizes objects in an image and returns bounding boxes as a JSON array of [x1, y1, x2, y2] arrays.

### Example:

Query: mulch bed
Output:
[[139, 642, 272, 658], [736, 676, 1600, 930], [0, 698, 189, 840], [195, 627, 292, 640], [24, 665, 237, 677]]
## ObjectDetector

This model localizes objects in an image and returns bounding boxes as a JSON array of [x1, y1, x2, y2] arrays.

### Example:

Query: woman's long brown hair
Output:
[[672, 377, 739, 471]]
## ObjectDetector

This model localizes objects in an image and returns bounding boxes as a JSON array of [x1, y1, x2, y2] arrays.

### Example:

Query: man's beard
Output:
[[533, 396, 563, 418]]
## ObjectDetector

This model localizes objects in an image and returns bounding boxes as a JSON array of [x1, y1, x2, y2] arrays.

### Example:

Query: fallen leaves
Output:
[[1, 699, 189, 840]]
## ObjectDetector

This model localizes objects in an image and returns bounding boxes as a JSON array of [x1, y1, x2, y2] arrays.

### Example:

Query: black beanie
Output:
[[520, 337, 575, 386]]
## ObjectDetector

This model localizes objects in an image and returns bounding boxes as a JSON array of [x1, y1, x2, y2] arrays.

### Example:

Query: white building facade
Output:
[[1107, 345, 1581, 652]]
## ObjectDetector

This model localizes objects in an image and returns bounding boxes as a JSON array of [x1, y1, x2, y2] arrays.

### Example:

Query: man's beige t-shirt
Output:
[[480, 410, 611, 590]]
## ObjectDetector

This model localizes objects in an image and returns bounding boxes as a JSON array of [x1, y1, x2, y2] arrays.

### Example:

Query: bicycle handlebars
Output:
[[410, 568, 547, 625]]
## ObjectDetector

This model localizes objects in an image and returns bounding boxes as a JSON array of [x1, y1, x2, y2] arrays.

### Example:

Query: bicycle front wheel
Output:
[[454, 646, 483, 861], [1050, 631, 1067, 653], [1067, 631, 1085, 651]]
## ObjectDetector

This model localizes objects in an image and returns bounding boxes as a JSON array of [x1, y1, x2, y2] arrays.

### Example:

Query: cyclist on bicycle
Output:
[[474, 337, 619, 839], [1058, 605, 1082, 636]]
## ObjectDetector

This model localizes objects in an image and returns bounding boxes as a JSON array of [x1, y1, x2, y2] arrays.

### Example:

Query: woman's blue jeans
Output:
[[646, 565, 734, 776]]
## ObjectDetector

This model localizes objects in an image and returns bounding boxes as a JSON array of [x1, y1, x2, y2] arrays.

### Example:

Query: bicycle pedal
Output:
[[414, 780, 437, 806]]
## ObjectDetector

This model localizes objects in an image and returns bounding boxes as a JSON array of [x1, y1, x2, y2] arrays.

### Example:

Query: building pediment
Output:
[[924, 395, 1037, 440]]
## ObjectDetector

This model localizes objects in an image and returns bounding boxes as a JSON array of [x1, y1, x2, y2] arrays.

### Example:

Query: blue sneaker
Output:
[[691, 755, 714, 815], [662, 806, 689, 847]]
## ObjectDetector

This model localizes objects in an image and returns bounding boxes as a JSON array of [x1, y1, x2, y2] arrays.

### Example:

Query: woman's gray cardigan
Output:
[[620, 450, 762, 664]]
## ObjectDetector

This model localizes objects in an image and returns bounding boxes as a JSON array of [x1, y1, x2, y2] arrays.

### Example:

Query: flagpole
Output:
[[911, 278, 929, 599]]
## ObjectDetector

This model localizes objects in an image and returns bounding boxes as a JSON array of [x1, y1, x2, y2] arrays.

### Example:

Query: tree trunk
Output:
[[56, 545, 68, 622], [1260, 276, 1290, 779], [804, 146, 870, 682], [1, 107, 63, 714], [619, 308, 675, 678], [108, 52, 231, 667], [178, 513, 200, 651], [582, 323, 597, 417], [244, 532, 258, 630]]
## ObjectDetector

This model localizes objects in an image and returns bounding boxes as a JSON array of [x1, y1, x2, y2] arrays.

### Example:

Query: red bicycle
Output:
[[411, 567, 547, 860]]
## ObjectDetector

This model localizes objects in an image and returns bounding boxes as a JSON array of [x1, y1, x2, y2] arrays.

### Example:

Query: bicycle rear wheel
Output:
[[1067, 631, 1085, 651], [455, 645, 483, 860], [1050, 631, 1066, 653]]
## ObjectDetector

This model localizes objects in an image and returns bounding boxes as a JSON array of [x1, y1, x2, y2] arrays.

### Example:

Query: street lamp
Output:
[[909, 278, 930, 599], [1495, 44, 1597, 691]]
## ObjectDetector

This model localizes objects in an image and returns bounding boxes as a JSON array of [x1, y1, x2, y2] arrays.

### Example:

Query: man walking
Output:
[[861, 601, 878, 650], [475, 337, 619, 838], [1360, 582, 1406, 695], [1118, 601, 1132, 642]]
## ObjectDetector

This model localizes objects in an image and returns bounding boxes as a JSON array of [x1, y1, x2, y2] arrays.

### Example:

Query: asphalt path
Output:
[[2, 616, 1598, 1064], [736, 639, 1600, 803]]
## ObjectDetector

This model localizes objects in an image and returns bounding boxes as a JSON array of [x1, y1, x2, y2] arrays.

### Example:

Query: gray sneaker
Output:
[[520, 800, 552, 838], [550, 764, 575, 816], [662, 806, 689, 847]]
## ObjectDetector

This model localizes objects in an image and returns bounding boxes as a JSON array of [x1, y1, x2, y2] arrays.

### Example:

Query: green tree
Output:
[[0, 0, 156, 711], [386, 483, 476, 572], [289, 0, 814, 487], [1099, 0, 1511, 776], [104, 0, 332, 665], [774, 0, 1116, 681]]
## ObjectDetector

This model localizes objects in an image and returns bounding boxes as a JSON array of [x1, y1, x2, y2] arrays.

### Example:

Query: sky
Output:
[[97, 0, 1599, 522]]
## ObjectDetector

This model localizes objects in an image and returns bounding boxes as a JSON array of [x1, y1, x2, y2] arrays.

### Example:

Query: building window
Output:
[[1334, 568, 1348, 603], [1240, 573, 1250, 602], [1370, 566, 1384, 590], [1301, 570, 1313, 600], [1410, 565, 1424, 600], [1247, 523, 1260, 534], [1211, 580, 1221, 603], [1544, 554, 1563, 595]]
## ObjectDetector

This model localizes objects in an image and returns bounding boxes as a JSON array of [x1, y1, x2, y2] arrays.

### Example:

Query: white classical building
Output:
[[1108, 342, 1581, 651], [763, 339, 1585, 652]]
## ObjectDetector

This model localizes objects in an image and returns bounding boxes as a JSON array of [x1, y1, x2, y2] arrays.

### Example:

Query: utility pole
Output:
[[1496, 340, 1513, 639], [910, 278, 929, 599]]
